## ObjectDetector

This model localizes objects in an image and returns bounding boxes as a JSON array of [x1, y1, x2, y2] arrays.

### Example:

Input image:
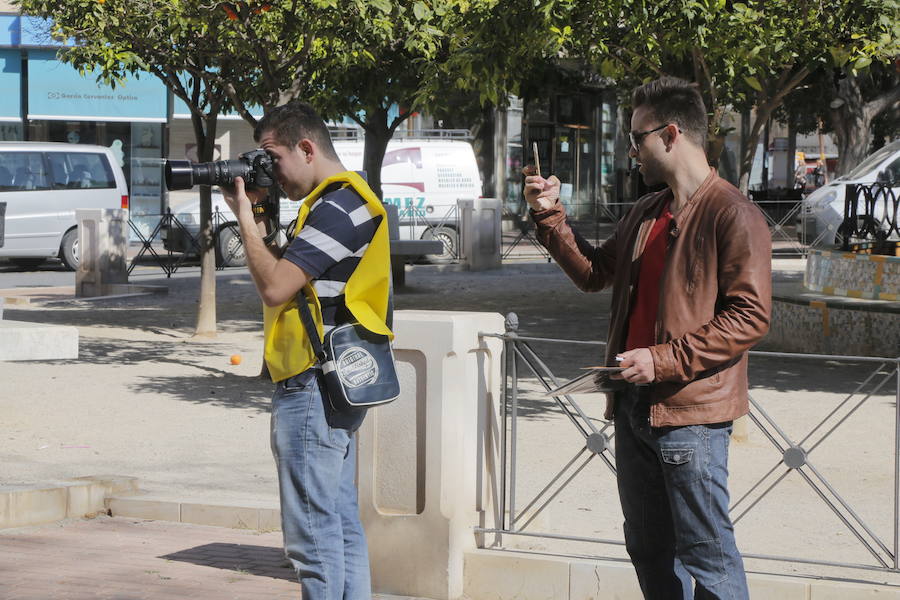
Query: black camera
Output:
[[164, 148, 276, 190]]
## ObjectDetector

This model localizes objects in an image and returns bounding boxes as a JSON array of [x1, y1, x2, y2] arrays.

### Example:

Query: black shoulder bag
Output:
[[295, 289, 400, 412]]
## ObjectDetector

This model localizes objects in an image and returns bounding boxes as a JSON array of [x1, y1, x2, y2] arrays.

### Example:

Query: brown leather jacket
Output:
[[532, 169, 772, 427]]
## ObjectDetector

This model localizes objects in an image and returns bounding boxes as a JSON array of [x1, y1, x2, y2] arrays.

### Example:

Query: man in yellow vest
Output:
[[222, 100, 392, 600]]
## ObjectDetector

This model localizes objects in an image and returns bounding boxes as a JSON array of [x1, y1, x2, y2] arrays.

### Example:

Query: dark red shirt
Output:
[[625, 201, 673, 351]]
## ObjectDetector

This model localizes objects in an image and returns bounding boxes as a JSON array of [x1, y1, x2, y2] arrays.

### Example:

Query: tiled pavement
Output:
[[0, 516, 415, 600]]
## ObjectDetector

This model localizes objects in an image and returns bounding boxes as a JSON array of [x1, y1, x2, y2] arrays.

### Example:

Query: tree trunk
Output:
[[786, 115, 797, 189], [831, 74, 871, 177], [362, 107, 392, 200], [192, 112, 219, 338], [738, 107, 770, 194]]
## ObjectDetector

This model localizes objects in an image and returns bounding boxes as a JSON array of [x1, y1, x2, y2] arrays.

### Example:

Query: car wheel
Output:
[[422, 225, 458, 263], [60, 228, 79, 270], [9, 258, 45, 270], [215, 224, 247, 267]]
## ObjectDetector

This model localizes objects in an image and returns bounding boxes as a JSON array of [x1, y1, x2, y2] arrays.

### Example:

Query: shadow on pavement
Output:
[[160, 542, 294, 581], [126, 371, 272, 412]]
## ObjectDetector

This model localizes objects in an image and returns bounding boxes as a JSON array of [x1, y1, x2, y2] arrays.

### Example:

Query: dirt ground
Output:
[[2, 258, 899, 585]]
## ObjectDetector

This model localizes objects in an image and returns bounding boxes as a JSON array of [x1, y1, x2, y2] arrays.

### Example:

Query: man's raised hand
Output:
[[522, 165, 561, 211]]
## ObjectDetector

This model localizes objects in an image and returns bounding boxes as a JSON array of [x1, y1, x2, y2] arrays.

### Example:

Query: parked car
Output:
[[0, 142, 129, 270], [798, 139, 900, 247], [162, 138, 483, 264]]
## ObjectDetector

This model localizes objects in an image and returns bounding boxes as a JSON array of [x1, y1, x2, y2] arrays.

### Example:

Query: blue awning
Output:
[[0, 49, 21, 121], [0, 15, 21, 47], [27, 49, 167, 122]]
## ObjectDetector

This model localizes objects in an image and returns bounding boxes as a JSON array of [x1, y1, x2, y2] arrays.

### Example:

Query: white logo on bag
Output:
[[337, 346, 379, 388]]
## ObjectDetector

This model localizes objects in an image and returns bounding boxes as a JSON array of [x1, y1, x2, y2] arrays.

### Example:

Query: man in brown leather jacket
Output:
[[524, 77, 771, 599]]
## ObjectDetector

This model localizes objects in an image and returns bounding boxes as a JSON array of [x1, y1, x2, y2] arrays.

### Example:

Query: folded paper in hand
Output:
[[541, 366, 626, 398]]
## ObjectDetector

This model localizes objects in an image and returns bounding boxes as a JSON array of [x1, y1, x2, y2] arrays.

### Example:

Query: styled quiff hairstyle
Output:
[[632, 77, 708, 149], [254, 100, 339, 160]]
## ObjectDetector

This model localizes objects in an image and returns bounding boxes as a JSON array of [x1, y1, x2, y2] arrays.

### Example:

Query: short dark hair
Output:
[[632, 77, 708, 148], [254, 100, 339, 160]]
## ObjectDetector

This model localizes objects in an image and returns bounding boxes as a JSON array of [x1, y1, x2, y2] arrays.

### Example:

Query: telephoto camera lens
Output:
[[164, 159, 253, 190]]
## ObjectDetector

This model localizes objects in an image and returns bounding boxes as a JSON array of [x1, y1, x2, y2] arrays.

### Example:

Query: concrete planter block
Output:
[[462, 550, 570, 600], [0, 486, 68, 529], [359, 310, 505, 600], [747, 574, 810, 598], [0, 320, 78, 361], [810, 580, 900, 599], [65, 482, 109, 519], [76, 208, 129, 298], [569, 560, 642, 600]]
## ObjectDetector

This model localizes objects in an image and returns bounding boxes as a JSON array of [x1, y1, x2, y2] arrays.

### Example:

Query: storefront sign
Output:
[[27, 50, 167, 122], [0, 50, 22, 122]]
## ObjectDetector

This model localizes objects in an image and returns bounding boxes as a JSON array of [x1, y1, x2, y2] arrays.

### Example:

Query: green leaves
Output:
[[743, 75, 763, 93], [413, 1, 431, 20]]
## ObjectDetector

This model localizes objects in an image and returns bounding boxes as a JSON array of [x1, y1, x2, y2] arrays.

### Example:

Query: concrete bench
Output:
[[385, 204, 443, 287]]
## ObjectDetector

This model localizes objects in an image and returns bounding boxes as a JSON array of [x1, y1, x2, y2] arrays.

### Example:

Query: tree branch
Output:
[[864, 82, 900, 121]]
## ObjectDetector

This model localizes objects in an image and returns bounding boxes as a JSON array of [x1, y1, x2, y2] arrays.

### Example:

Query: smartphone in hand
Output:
[[532, 141, 541, 177]]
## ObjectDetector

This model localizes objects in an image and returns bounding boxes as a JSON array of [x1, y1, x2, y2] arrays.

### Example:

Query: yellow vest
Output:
[[262, 171, 393, 382]]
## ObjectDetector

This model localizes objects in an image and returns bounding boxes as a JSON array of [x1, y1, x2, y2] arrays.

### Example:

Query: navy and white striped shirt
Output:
[[283, 179, 381, 333]]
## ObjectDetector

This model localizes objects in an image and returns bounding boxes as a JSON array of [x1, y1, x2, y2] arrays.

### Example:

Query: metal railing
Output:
[[477, 316, 900, 578], [127, 208, 242, 276], [839, 182, 899, 251]]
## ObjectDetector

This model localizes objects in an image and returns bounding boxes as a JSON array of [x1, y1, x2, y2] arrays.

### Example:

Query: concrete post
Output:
[[458, 198, 502, 272], [0, 201, 6, 248], [359, 310, 505, 600], [76, 209, 129, 298]]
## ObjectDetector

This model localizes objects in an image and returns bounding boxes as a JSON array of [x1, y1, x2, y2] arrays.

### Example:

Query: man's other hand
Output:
[[221, 176, 268, 220], [522, 165, 561, 211], [612, 348, 656, 384]]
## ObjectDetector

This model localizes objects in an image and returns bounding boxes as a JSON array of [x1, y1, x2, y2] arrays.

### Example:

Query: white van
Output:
[[164, 138, 482, 264], [799, 139, 900, 246], [332, 139, 483, 258], [0, 142, 129, 270]]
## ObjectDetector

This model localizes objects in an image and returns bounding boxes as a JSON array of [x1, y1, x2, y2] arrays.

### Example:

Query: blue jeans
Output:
[[614, 386, 748, 600], [271, 369, 371, 600]]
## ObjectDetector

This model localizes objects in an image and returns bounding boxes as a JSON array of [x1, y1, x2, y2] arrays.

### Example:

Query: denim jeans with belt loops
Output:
[[271, 368, 370, 600], [614, 386, 749, 600]]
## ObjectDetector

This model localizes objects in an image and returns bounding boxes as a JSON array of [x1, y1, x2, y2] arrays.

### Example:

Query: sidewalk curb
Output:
[[0, 475, 138, 529], [106, 494, 281, 532]]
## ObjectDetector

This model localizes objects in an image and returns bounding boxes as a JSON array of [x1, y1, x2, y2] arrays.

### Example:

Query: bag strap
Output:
[[295, 288, 328, 364]]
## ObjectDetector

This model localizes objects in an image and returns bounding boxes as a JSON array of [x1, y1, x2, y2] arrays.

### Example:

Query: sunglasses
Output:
[[629, 123, 679, 151]]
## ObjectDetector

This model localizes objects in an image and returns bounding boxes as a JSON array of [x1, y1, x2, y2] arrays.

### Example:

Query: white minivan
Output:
[[332, 139, 483, 258], [799, 139, 900, 246], [164, 138, 483, 264], [0, 142, 129, 270]]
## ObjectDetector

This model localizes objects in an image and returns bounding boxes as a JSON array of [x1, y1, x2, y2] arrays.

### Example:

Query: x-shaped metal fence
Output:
[[478, 319, 900, 578], [127, 208, 243, 277]]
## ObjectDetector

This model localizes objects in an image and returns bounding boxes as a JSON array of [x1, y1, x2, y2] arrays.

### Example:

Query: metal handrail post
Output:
[[499, 331, 509, 533], [895, 364, 899, 568], [508, 331, 519, 530]]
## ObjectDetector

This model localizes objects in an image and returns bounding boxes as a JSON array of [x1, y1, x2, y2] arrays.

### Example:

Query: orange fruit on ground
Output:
[[230, 354, 242, 365]]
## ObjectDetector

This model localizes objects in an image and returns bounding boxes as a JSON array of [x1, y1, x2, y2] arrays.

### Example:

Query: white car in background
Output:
[[162, 138, 483, 265], [799, 139, 900, 247], [0, 142, 129, 270]]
